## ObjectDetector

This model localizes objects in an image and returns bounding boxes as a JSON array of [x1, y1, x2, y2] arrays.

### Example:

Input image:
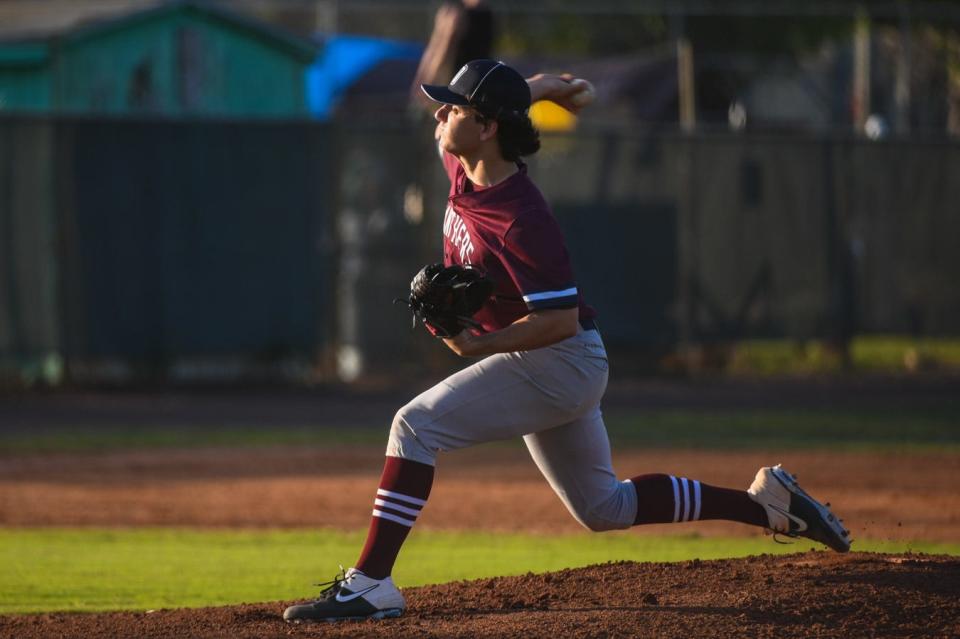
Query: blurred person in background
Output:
[[410, 0, 494, 110]]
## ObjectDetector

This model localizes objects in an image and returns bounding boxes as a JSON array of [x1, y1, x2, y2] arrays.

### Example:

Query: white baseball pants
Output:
[[386, 327, 637, 532]]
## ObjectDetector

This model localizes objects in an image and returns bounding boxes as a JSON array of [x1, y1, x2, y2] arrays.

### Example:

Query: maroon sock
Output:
[[631, 474, 766, 527], [355, 456, 434, 579]]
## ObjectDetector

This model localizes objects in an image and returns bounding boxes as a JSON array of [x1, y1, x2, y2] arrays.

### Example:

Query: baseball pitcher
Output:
[[283, 60, 850, 624]]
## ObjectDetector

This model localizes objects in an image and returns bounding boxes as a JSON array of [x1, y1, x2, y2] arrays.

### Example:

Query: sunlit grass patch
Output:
[[1, 527, 956, 614]]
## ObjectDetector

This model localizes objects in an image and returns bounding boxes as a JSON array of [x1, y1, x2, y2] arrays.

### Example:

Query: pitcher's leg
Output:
[[629, 473, 766, 526], [355, 456, 434, 579], [523, 407, 771, 532], [361, 347, 600, 584], [523, 406, 637, 532], [387, 350, 595, 465]]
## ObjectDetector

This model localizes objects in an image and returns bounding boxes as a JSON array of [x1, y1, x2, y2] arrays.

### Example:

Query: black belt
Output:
[[579, 318, 599, 332]]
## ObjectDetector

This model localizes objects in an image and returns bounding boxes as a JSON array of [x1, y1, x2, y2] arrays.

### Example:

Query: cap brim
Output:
[[421, 84, 470, 106]]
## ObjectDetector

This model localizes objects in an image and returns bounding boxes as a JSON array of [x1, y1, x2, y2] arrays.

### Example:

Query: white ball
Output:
[[864, 114, 888, 140], [569, 78, 595, 107]]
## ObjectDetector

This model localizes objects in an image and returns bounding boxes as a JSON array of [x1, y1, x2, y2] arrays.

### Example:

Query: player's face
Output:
[[435, 103, 488, 156]]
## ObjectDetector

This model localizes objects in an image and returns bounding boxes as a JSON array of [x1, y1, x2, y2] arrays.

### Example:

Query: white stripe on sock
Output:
[[681, 477, 691, 522], [693, 480, 702, 521], [372, 509, 416, 527], [374, 498, 421, 518], [670, 475, 680, 523], [377, 488, 427, 507]]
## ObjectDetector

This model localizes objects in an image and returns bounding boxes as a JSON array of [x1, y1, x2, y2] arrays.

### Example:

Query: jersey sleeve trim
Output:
[[522, 287, 579, 310]]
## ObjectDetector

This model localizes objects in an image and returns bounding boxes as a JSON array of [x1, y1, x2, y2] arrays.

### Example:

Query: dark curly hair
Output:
[[474, 111, 541, 161]]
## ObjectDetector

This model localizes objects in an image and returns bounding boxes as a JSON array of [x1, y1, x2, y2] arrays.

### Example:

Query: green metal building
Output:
[[0, 0, 317, 117]]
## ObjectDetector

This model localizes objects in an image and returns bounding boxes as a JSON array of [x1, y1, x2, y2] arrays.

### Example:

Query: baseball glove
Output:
[[396, 263, 494, 338]]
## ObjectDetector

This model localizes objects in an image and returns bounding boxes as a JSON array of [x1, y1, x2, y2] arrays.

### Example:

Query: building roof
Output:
[[306, 34, 422, 119], [0, 0, 317, 62]]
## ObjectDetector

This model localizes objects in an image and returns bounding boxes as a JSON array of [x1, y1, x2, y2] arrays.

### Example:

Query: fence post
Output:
[[0, 122, 23, 362], [822, 138, 854, 367], [675, 135, 699, 372], [852, 7, 872, 134]]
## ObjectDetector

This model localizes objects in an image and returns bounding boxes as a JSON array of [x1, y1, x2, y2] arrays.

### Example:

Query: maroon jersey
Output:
[[440, 151, 596, 333]]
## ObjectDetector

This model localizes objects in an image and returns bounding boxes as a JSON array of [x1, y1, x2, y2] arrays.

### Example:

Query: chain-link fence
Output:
[[1, 116, 337, 386], [1, 115, 959, 384]]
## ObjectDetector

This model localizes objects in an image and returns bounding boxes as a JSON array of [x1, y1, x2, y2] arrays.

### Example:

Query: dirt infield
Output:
[[2, 552, 958, 638], [1, 379, 958, 636], [2, 445, 959, 541]]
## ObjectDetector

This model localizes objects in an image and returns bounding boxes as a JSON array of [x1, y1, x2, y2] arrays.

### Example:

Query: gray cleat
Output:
[[283, 567, 405, 623]]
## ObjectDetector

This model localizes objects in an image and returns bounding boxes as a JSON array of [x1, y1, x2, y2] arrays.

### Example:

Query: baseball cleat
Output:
[[748, 464, 852, 553], [283, 567, 405, 623]]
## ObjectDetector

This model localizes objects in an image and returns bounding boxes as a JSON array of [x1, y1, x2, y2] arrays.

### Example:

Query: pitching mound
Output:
[[3, 552, 958, 638]]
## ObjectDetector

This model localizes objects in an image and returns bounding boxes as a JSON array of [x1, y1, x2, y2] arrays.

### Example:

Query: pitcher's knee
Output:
[[386, 405, 437, 466], [571, 481, 637, 532], [576, 510, 630, 532]]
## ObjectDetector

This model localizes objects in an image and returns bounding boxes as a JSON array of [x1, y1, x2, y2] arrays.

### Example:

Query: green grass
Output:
[[729, 336, 960, 375], [1, 527, 957, 614], [2, 405, 957, 454], [852, 336, 960, 371]]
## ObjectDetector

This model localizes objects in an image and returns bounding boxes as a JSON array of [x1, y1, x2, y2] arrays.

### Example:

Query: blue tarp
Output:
[[307, 35, 423, 119]]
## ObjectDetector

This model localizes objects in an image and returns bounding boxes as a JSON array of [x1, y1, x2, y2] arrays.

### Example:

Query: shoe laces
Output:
[[312, 565, 349, 600]]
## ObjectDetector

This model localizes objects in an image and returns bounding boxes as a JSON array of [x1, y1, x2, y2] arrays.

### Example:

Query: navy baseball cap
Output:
[[421, 59, 531, 119]]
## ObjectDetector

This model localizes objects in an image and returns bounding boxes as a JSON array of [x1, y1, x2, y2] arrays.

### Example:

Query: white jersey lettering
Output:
[[442, 205, 475, 265]]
